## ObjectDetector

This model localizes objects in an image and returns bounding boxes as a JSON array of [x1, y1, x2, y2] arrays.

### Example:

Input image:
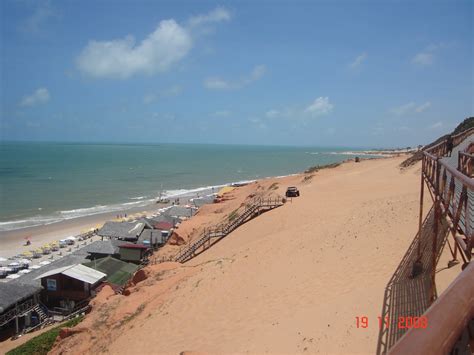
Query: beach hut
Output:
[[0, 282, 43, 334], [83, 256, 139, 287], [36, 264, 106, 308], [118, 244, 149, 263], [83, 240, 124, 260]]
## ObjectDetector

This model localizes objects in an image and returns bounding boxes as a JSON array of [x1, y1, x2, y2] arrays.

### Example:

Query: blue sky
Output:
[[1, 0, 472, 147]]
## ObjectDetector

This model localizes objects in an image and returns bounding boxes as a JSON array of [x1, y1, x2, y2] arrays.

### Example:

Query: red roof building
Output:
[[154, 222, 173, 231]]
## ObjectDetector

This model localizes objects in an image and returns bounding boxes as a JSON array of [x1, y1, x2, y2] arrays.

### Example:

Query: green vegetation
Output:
[[302, 174, 314, 183], [268, 182, 279, 190], [304, 162, 342, 174], [228, 209, 239, 222], [452, 117, 474, 135], [7, 316, 84, 355]]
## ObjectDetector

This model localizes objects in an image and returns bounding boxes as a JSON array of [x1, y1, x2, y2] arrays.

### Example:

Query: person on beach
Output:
[[446, 135, 454, 157]]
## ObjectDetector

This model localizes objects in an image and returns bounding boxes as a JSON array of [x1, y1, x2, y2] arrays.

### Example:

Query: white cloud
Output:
[[77, 20, 192, 79], [77, 7, 230, 79], [143, 85, 183, 104], [188, 7, 231, 27], [412, 52, 433, 66], [391, 101, 432, 115], [20, 0, 58, 35], [415, 101, 431, 113], [265, 110, 280, 118], [304, 97, 334, 117], [20, 88, 50, 107], [204, 65, 266, 90], [350, 52, 367, 68], [412, 42, 451, 66], [391, 102, 416, 115]]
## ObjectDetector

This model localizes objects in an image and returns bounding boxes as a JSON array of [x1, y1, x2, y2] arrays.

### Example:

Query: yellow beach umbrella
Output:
[[217, 186, 235, 197]]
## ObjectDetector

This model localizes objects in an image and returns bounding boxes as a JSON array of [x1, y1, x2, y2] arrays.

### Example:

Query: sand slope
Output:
[[50, 157, 458, 354]]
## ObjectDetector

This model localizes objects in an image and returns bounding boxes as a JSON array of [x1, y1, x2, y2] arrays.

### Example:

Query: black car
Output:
[[285, 186, 300, 197]]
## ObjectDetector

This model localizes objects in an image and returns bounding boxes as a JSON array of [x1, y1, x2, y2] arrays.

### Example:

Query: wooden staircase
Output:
[[174, 196, 285, 263]]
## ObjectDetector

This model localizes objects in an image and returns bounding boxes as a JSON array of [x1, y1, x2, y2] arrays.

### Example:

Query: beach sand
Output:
[[0, 189, 211, 259], [21, 156, 461, 354]]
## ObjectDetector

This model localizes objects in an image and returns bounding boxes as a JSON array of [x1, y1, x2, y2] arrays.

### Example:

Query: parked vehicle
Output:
[[285, 186, 300, 197]]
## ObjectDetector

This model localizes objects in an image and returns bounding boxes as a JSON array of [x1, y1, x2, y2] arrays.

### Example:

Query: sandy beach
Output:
[[0, 187, 218, 259], [38, 155, 460, 354]]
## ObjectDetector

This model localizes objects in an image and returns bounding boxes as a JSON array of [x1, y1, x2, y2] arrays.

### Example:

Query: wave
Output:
[[306, 151, 387, 157], [129, 196, 148, 200], [0, 175, 302, 232]]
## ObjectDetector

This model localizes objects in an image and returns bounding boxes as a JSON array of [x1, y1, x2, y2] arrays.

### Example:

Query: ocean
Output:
[[0, 142, 376, 231]]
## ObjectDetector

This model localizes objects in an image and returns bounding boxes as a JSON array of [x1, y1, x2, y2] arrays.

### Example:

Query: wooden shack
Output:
[[36, 264, 106, 308]]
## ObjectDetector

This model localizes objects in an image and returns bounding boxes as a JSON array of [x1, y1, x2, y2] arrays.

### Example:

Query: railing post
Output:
[[430, 157, 441, 304], [417, 157, 425, 259]]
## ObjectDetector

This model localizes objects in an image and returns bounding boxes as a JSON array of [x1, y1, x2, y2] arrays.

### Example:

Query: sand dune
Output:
[[49, 156, 460, 354]]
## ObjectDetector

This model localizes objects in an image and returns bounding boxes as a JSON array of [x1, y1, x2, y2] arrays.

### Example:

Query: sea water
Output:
[[0, 142, 376, 231]]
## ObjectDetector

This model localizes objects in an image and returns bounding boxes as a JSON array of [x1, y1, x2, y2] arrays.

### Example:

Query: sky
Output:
[[0, 0, 472, 148]]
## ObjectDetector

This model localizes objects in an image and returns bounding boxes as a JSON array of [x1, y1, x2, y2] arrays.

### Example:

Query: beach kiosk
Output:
[[36, 264, 106, 310]]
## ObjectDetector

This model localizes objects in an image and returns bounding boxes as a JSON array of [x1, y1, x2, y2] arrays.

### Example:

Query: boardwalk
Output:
[[439, 133, 474, 235], [377, 131, 473, 354]]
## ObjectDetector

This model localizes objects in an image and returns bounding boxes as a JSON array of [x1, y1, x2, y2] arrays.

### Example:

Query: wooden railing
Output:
[[422, 151, 473, 262], [0, 298, 37, 327], [425, 127, 474, 158], [174, 196, 285, 263], [386, 127, 474, 354], [458, 143, 474, 177], [389, 262, 474, 354]]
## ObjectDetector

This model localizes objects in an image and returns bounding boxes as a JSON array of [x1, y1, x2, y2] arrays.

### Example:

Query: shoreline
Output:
[[0, 154, 408, 260], [0, 148, 405, 234]]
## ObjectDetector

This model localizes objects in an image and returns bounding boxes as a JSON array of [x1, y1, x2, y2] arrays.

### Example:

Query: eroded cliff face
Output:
[[50, 179, 287, 355]]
